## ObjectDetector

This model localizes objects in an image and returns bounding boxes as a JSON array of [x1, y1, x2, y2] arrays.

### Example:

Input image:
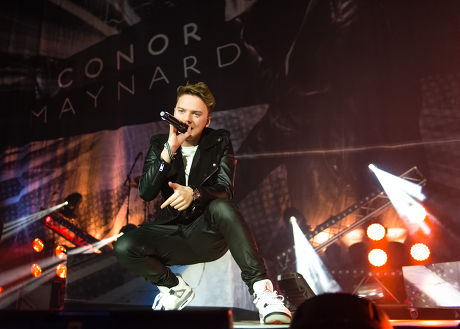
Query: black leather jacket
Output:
[[138, 127, 235, 224]]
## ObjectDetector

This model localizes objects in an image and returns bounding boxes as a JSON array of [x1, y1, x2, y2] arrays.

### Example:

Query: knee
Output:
[[113, 234, 135, 259]]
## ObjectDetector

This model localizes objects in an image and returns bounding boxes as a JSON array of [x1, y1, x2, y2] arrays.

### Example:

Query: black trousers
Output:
[[113, 199, 267, 294]]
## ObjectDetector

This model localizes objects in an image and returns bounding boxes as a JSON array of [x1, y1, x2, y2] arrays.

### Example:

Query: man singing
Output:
[[114, 82, 291, 324]]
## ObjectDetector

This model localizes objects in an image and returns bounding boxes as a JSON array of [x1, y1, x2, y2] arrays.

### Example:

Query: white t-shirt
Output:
[[181, 145, 198, 186]]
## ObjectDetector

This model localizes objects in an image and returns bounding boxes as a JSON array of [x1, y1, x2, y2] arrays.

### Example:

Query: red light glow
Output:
[[45, 216, 52, 224], [32, 238, 44, 252], [368, 249, 388, 267], [56, 264, 67, 279], [31, 264, 42, 277]]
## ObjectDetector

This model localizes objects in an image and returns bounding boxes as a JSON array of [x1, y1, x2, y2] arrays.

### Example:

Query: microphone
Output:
[[135, 151, 143, 161], [160, 111, 189, 133]]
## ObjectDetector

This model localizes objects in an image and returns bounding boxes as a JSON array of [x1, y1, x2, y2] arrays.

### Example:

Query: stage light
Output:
[[312, 231, 330, 245], [386, 227, 407, 243], [55, 245, 67, 259], [289, 217, 341, 294], [56, 264, 67, 279], [342, 228, 365, 247], [31, 264, 42, 277], [32, 238, 44, 252], [368, 164, 425, 201], [1, 202, 68, 240], [368, 249, 388, 267], [0, 286, 3, 295], [45, 216, 52, 224], [407, 203, 427, 224], [410, 243, 430, 261], [366, 223, 386, 241], [368, 164, 430, 234]]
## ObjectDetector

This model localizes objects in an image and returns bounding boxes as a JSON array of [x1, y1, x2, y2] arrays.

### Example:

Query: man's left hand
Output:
[[160, 182, 194, 211]]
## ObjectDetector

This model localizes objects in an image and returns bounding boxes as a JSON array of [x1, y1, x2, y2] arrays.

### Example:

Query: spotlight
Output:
[[32, 238, 44, 252], [312, 231, 330, 245], [284, 207, 310, 232], [386, 227, 407, 243], [31, 264, 42, 277], [407, 203, 427, 224], [368, 249, 388, 267], [410, 243, 430, 261], [366, 223, 386, 241], [55, 245, 67, 259], [342, 229, 365, 247], [56, 264, 67, 279], [45, 216, 52, 224], [60, 192, 82, 218]]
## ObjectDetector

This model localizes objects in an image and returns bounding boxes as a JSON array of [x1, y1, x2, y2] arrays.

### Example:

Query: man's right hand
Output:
[[167, 124, 192, 152], [160, 124, 192, 163]]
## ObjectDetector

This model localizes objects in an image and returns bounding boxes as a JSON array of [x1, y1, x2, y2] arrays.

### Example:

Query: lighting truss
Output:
[[276, 166, 426, 271]]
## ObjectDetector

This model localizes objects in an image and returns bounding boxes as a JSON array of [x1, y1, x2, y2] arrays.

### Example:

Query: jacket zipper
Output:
[[200, 165, 218, 187]]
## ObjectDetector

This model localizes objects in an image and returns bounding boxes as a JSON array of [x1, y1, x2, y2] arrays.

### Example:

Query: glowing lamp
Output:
[[410, 243, 430, 261], [45, 216, 52, 224], [407, 203, 427, 223], [55, 245, 67, 259], [56, 264, 67, 279], [32, 238, 44, 252], [0, 286, 3, 295], [366, 223, 386, 241], [31, 264, 42, 277], [368, 249, 388, 267], [312, 231, 330, 245]]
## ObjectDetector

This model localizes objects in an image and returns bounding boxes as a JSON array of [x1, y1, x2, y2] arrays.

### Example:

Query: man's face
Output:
[[174, 94, 210, 146]]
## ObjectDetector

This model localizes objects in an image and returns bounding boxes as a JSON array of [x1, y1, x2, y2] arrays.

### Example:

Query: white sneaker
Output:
[[253, 279, 292, 324], [152, 275, 195, 310]]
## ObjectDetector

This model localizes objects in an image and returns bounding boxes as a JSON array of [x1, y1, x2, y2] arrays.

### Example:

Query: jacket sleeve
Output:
[[195, 132, 235, 207], [138, 135, 171, 201]]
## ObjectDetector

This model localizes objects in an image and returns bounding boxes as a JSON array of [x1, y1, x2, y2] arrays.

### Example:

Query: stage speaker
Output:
[[1, 309, 233, 329], [277, 272, 316, 311]]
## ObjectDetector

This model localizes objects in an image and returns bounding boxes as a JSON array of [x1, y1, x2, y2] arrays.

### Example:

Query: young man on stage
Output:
[[114, 82, 291, 324]]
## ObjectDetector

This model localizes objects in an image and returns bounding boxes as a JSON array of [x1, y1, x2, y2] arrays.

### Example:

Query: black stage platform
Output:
[[2, 305, 460, 329]]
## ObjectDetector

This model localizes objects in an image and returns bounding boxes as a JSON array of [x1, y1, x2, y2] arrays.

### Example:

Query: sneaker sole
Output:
[[261, 312, 292, 325], [177, 290, 195, 310]]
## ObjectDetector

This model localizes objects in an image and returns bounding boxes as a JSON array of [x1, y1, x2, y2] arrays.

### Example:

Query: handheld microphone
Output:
[[160, 111, 189, 133]]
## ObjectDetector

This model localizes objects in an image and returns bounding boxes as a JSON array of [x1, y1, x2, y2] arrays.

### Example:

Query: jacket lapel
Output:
[[188, 128, 219, 187]]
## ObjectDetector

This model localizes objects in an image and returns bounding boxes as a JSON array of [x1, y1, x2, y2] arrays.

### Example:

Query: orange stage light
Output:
[[56, 264, 67, 279], [32, 238, 44, 252], [368, 248, 388, 267], [410, 243, 430, 261], [55, 245, 67, 259], [31, 263, 42, 277], [366, 223, 386, 241]]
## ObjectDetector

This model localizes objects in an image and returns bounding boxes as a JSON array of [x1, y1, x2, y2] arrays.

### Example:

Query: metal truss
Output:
[[276, 166, 427, 271]]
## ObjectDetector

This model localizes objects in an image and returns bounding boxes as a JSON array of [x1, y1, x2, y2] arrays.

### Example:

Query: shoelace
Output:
[[254, 290, 286, 306]]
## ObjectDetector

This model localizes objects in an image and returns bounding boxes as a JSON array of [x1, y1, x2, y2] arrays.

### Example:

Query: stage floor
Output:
[[232, 320, 460, 328]]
